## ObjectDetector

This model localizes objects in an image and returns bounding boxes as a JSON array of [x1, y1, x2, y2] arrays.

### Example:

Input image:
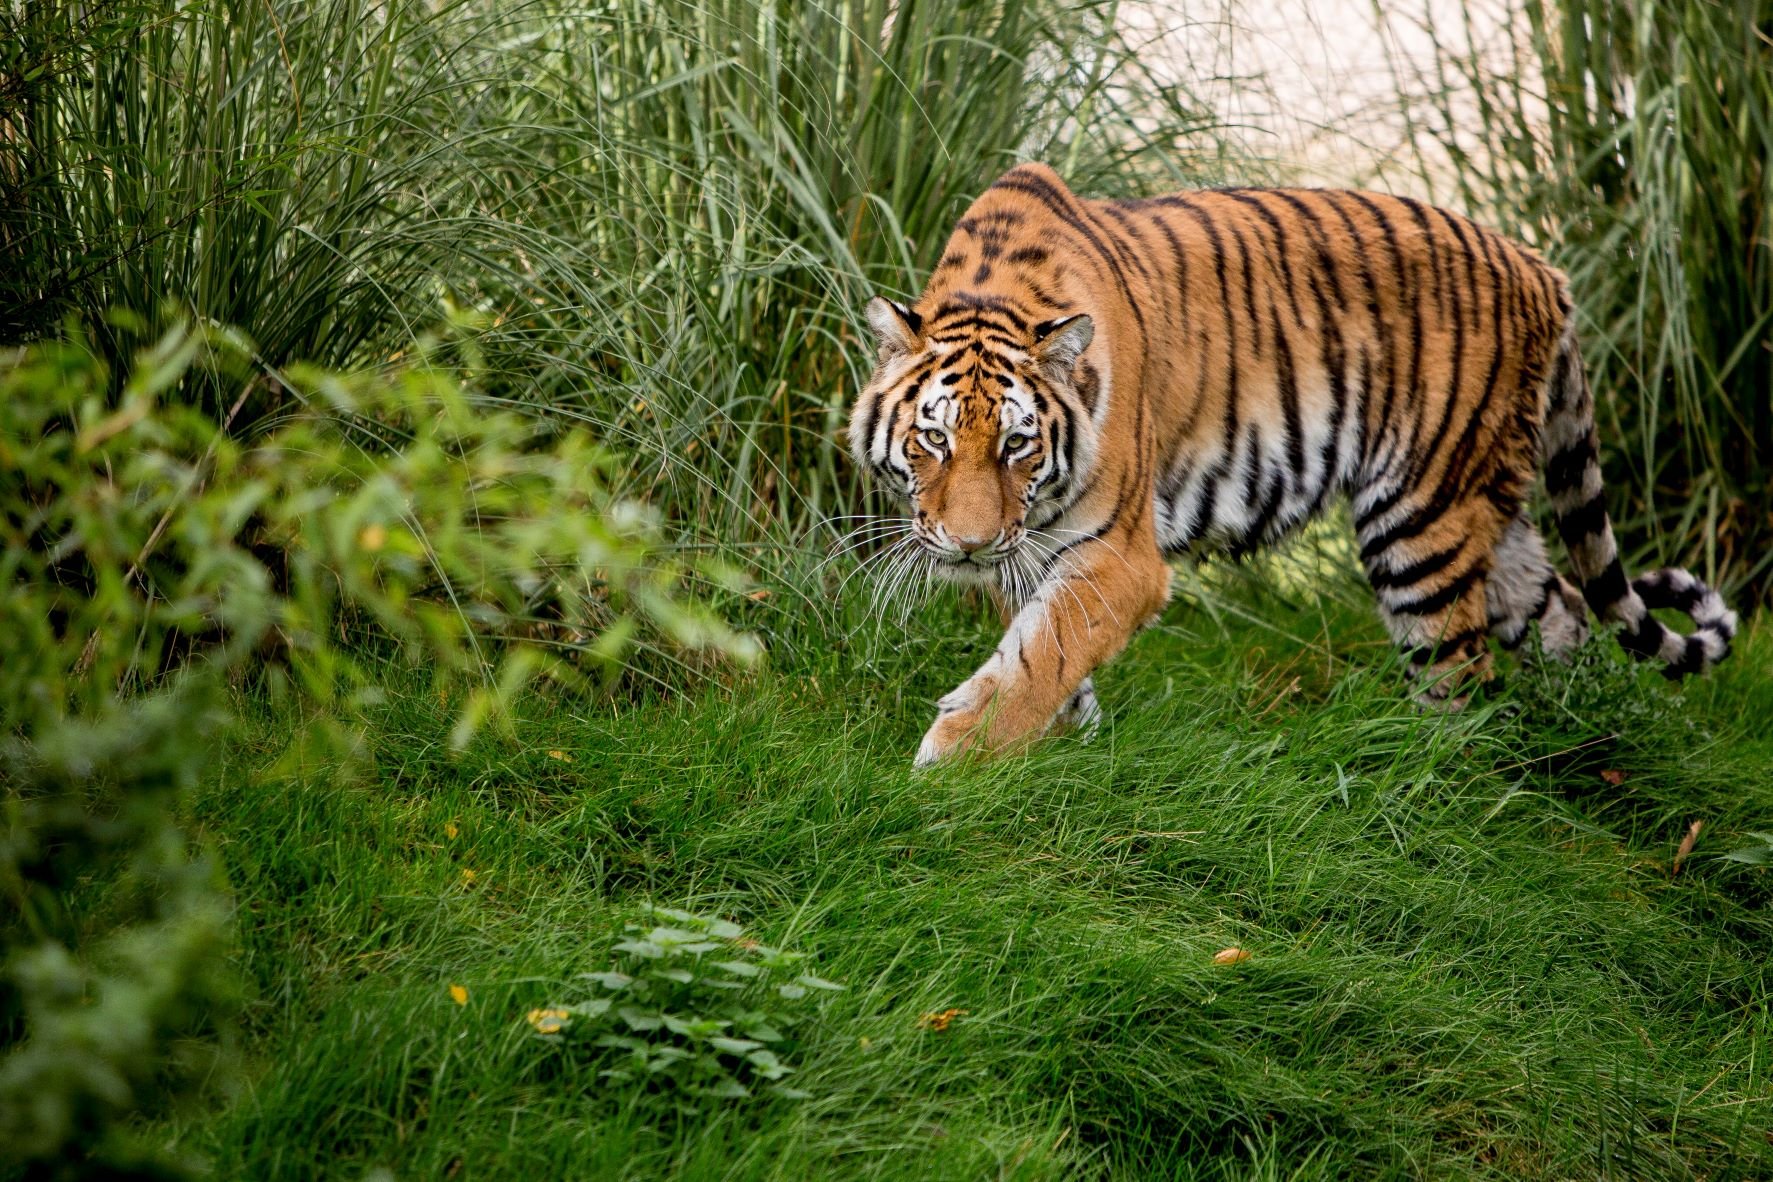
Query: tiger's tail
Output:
[[1542, 320, 1736, 676]]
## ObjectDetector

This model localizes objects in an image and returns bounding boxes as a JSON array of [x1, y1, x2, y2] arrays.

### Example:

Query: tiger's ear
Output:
[[1031, 314, 1093, 369], [865, 297, 923, 360]]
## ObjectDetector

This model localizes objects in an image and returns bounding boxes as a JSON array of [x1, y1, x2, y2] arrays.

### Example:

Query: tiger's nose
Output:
[[951, 532, 993, 555]]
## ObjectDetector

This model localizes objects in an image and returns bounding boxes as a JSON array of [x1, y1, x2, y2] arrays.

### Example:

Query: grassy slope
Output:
[[179, 558, 1773, 1180]]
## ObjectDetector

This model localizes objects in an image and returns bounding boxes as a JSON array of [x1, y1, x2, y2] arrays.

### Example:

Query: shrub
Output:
[[0, 320, 753, 1178]]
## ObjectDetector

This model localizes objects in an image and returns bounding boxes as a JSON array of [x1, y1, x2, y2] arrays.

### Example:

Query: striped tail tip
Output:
[[1629, 567, 1737, 678]]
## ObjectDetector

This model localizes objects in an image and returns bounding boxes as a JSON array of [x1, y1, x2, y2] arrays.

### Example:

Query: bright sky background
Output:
[[1124, 0, 1531, 196]]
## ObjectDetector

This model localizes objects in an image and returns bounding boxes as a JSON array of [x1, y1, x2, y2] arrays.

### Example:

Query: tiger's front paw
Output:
[[913, 676, 998, 767]]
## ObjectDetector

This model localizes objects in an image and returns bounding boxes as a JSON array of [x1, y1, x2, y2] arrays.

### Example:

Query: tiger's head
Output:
[[847, 295, 1102, 582]]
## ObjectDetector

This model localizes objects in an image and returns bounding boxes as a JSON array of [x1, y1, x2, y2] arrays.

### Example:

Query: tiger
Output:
[[847, 162, 1737, 766]]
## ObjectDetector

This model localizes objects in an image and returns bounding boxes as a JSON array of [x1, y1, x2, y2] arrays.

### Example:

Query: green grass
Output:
[[8, 2, 1771, 1176], [168, 553, 1773, 1179]]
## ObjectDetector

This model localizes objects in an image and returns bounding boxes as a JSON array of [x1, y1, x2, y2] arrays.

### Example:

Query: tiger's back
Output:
[[850, 164, 1734, 763]]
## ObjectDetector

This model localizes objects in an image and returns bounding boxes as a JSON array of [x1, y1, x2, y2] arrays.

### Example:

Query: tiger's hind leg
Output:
[[1360, 503, 1499, 707], [1484, 515, 1589, 659]]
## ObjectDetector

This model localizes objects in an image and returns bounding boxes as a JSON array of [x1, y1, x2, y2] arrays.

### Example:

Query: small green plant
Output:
[[528, 906, 843, 1102]]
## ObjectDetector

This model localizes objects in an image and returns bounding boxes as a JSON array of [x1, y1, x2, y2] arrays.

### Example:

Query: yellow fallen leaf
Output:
[[916, 1008, 968, 1033], [359, 523, 388, 552], [444, 820, 459, 840], [747, 588, 771, 601], [527, 1007, 571, 1035], [547, 750, 573, 763], [449, 983, 468, 1006], [460, 868, 478, 885], [1213, 947, 1252, 965]]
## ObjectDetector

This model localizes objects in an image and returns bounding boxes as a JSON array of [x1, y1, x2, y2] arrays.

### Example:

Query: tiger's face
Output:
[[848, 296, 1100, 581]]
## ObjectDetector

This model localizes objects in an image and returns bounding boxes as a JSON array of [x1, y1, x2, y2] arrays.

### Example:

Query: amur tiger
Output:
[[847, 163, 1736, 766]]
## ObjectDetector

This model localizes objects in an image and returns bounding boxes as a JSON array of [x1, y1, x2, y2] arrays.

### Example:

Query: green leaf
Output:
[[594, 1035, 648, 1054], [650, 968, 696, 984], [776, 983, 807, 1000], [568, 998, 612, 1019], [711, 960, 761, 977], [795, 974, 845, 991], [1718, 834, 1773, 865], [618, 1007, 663, 1032], [647, 926, 701, 945], [663, 1014, 730, 1038], [708, 1036, 764, 1054], [755, 949, 805, 970], [645, 907, 743, 941], [612, 939, 665, 959], [746, 1049, 790, 1079], [645, 1047, 694, 1071], [580, 971, 633, 990]]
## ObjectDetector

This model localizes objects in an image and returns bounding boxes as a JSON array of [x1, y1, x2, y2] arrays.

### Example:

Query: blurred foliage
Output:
[[0, 320, 754, 1178], [1395, 0, 1773, 603]]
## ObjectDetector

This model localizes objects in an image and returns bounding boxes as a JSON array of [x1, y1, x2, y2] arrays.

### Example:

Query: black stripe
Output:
[[1308, 271, 1348, 509], [1560, 493, 1611, 541], [1236, 452, 1288, 555], [1396, 196, 1446, 314], [988, 175, 1148, 337], [1635, 574, 1706, 613], [1347, 193, 1409, 301], [1544, 442, 1591, 493], [1389, 566, 1482, 616], [1149, 210, 1192, 337], [1662, 636, 1706, 679], [857, 359, 934, 457], [1406, 625, 1488, 667], [1269, 190, 1348, 313], [1191, 472, 1219, 543], [1226, 219, 1265, 356], [1222, 192, 1300, 331], [1368, 538, 1465, 589], [1618, 618, 1665, 657], [1321, 192, 1382, 317], [1270, 300, 1305, 483], [1583, 557, 1630, 609]]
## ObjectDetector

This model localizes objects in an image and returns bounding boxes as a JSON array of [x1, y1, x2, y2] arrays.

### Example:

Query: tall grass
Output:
[[1385, 0, 1772, 603], [2, 0, 1235, 541]]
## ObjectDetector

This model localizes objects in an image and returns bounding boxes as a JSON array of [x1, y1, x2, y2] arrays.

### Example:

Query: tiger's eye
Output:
[[920, 428, 948, 453], [1003, 432, 1034, 455]]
